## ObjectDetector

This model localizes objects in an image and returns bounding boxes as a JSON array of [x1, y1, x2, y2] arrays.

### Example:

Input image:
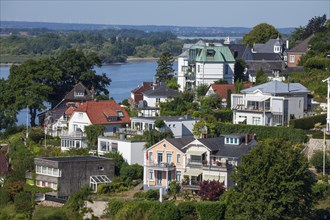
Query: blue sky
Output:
[[1, 0, 329, 28]]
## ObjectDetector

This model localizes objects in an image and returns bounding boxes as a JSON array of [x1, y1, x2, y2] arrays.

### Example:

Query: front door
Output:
[[157, 171, 162, 185]]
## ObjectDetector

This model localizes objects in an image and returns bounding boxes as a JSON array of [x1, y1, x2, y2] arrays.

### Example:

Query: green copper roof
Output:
[[194, 46, 235, 63]]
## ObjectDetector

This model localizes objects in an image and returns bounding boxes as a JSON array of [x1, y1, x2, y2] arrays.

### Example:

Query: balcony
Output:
[[203, 161, 232, 171], [233, 104, 271, 113], [60, 130, 85, 138], [146, 161, 176, 171]]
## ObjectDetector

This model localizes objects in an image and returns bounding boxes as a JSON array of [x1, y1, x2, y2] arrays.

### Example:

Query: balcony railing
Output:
[[146, 161, 176, 169], [203, 162, 232, 171], [60, 130, 85, 138], [233, 105, 271, 112]]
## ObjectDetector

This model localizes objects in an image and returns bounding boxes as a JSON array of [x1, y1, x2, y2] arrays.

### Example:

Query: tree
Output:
[[243, 23, 280, 47], [195, 83, 209, 99], [143, 129, 174, 148], [225, 140, 316, 219], [166, 77, 180, 90], [0, 79, 17, 130], [155, 52, 175, 83], [255, 68, 268, 85], [14, 191, 33, 214], [169, 181, 181, 200], [234, 59, 246, 82], [8, 58, 61, 126], [103, 152, 127, 176], [65, 185, 91, 213], [226, 89, 232, 109], [310, 150, 330, 173], [201, 95, 221, 110], [120, 164, 143, 184], [199, 180, 225, 201], [84, 124, 105, 148], [154, 119, 165, 129]]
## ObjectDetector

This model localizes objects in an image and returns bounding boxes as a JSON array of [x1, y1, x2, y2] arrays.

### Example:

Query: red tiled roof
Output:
[[209, 83, 253, 99], [131, 82, 154, 94], [73, 100, 131, 125], [65, 106, 76, 115]]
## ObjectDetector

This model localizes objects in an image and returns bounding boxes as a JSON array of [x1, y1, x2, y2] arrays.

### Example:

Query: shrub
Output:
[[304, 57, 330, 70], [151, 202, 180, 220], [213, 109, 233, 122], [120, 163, 143, 184], [169, 181, 181, 199], [199, 180, 225, 201], [195, 202, 226, 220], [144, 189, 160, 201], [106, 199, 125, 219], [0, 188, 10, 207], [14, 191, 33, 214], [310, 150, 330, 173], [289, 114, 327, 130], [178, 201, 199, 220]]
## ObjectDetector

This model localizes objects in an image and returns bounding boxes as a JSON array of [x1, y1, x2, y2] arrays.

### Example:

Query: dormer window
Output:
[[206, 49, 215, 57], [116, 110, 124, 118], [274, 46, 281, 53], [74, 92, 85, 97], [107, 116, 118, 122], [225, 137, 239, 145]]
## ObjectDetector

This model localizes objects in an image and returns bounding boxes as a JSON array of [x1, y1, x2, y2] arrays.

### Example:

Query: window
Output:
[[224, 64, 228, 75], [100, 141, 109, 152], [157, 152, 163, 163], [75, 92, 84, 97], [111, 142, 118, 152], [116, 110, 124, 118], [197, 65, 200, 73], [173, 124, 176, 128], [166, 153, 172, 164], [206, 49, 215, 57], [176, 171, 181, 182], [149, 169, 153, 180], [190, 155, 202, 164], [98, 166, 104, 171], [299, 100, 302, 109], [290, 55, 295, 63], [177, 154, 181, 163], [36, 165, 41, 173], [252, 117, 261, 125], [149, 152, 153, 161]]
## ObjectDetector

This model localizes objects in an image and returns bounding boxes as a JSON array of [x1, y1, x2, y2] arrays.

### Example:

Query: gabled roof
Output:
[[143, 84, 179, 98], [287, 35, 313, 53], [208, 83, 253, 98], [246, 60, 285, 76], [64, 82, 93, 102], [73, 100, 130, 125], [165, 137, 196, 153], [131, 82, 154, 94], [241, 81, 310, 95], [253, 37, 285, 53], [194, 46, 235, 63]]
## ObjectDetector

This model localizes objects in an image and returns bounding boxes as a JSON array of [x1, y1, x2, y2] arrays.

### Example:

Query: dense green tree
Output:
[[103, 152, 127, 176], [64, 185, 91, 213], [84, 124, 105, 148], [0, 79, 17, 130], [154, 119, 165, 129], [255, 68, 268, 85], [310, 150, 330, 173], [160, 96, 199, 116], [169, 181, 181, 200], [120, 164, 143, 183], [143, 129, 174, 148], [166, 77, 180, 90], [195, 83, 209, 99], [14, 191, 33, 215], [8, 58, 61, 126], [225, 140, 316, 219], [201, 95, 221, 110], [242, 23, 280, 47], [155, 52, 175, 83], [234, 59, 246, 82]]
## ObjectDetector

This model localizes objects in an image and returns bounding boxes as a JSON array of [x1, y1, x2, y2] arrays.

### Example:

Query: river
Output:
[[0, 61, 178, 125]]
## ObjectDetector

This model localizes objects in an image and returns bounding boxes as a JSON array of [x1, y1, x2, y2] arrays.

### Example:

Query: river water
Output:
[[0, 61, 178, 125]]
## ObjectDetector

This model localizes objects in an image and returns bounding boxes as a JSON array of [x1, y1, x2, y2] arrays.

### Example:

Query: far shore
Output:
[[0, 57, 161, 67]]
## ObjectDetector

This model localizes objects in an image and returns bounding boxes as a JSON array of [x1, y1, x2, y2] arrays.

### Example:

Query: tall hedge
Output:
[[195, 202, 226, 220], [215, 122, 308, 143], [289, 114, 326, 130], [213, 110, 233, 122]]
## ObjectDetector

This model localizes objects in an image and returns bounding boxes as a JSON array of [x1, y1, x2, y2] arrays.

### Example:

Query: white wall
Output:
[[98, 137, 145, 165], [68, 112, 91, 133], [287, 97, 304, 119], [177, 57, 188, 92]]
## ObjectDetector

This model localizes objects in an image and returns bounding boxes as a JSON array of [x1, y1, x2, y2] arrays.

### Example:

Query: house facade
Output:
[[143, 134, 257, 191], [324, 77, 330, 133], [97, 136, 145, 165], [27, 156, 114, 200], [130, 116, 198, 138], [177, 41, 235, 91], [231, 81, 311, 126], [287, 35, 312, 67], [60, 100, 130, 151]]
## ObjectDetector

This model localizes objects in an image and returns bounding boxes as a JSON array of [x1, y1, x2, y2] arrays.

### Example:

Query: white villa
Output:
[[177, 40, 235, 91], [231, 81, 311, 126]]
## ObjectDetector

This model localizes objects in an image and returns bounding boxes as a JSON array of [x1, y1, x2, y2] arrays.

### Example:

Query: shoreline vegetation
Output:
[[0, 57, 161, 66]]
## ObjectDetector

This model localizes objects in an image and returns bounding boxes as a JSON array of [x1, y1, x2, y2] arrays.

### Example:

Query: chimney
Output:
[[286, 40, 289, 50], [245, 134, 248, 145]]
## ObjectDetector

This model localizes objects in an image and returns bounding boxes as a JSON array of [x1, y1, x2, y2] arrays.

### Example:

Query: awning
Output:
[[187, 151, 205, 156], [90, 175, 111, 184], [246, 96, 270, 102], [184, 169, 202, 176], [236, 117, 247, 123]]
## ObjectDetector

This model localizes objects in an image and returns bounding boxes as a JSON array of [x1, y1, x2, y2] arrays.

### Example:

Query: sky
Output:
[[1, 0, 329, 28]]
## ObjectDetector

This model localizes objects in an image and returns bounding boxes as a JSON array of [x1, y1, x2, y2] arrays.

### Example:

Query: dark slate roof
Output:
[[246, 60, 285, 76], [253, 37, 285, 53], [227, 44, 251, 59], [241, 80, 310, 95], [143, 84, 180, 98], [64, 82, 93, 102], [166, 137, 196, 153], [214, 139, 258, 157], [251, 53, 282, 61], [36, 156, 112, 162], [287, 35, 313, 53]]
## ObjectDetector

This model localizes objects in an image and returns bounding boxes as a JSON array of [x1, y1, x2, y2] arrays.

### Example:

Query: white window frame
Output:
[[289, 55, 295, 63], [177, 153, 181, 163], [149, 169, 153, 180]]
